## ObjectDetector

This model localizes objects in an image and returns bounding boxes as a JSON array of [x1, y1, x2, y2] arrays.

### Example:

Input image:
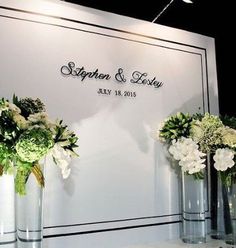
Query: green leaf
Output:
[[15, 166, 31, 195]]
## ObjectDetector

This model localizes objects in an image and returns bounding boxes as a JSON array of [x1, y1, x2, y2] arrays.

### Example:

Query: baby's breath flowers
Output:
[[220, 126, 236, 149], [190, 113, 223, 153], [0, 95, 78, 195]]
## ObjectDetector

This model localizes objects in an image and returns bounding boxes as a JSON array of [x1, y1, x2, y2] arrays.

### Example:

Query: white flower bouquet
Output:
[[158, 112, 236, 182], [0, 95, 78, 195]]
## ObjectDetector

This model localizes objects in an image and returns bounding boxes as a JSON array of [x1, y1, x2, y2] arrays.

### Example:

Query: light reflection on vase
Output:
[[210, 168, 225, 240], [0, 174, 16, 247]]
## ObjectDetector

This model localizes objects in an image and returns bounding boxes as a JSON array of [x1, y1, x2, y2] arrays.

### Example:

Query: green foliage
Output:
[[0, 110, 20, 143], [158, 112, 236, 180], [54, 120, 79, 156], [192, 171, 205, 180], [0, 95, 79, 195], [13, 95, 46, 118], [0, 142, 14, 173], [192, 112, 204, 121], [159, 112, 193, 142], [221, 115, 236, 129], [15, 162, 32, 195]]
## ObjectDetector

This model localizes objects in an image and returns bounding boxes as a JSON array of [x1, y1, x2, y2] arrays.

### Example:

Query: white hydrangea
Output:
[[51, 144, 72, 179], [169, 137, 206, 174], [213, 148, 235, 171]]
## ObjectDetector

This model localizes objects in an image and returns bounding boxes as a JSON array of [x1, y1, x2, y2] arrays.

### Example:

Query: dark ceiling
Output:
[[65, 0, 220, 37], [64, 0, 234, 116]]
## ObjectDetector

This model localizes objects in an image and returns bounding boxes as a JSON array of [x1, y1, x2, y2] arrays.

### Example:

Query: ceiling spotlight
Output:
[[152, 0, 193, 23], [182, 0, 193, 3]]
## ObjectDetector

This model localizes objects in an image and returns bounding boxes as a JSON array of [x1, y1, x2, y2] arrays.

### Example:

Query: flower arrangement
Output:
[[157, 112, 236, 182], [0, 95, 78, 195]]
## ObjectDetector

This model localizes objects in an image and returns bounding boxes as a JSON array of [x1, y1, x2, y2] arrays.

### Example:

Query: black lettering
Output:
[[115, 68, 126, 83], [60, 62, 111, 82], [61, 61, 75, 76], [75, 66, 85, 76], [130, 71, 148, 84]]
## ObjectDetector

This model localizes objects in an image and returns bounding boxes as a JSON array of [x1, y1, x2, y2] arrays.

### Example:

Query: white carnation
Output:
[[213, 148, 235, 171]]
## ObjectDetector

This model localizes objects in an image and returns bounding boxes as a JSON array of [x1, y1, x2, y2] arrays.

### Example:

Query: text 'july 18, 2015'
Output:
[[97, 88, 136, 98]]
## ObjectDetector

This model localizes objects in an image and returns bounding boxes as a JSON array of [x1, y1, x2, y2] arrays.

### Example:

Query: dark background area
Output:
[[64, 0, 234, 116]]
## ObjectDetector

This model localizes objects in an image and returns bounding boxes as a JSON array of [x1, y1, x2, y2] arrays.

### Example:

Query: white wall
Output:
[[0, 1, 218, 247]]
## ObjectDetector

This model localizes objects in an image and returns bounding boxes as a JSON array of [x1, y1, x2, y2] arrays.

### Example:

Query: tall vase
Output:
[[181, 170, 206, 244], [210, 166, 225, 239], [16, 162, 44, 248], [0, 174, 16, 247], [224, 180, 236, 245]]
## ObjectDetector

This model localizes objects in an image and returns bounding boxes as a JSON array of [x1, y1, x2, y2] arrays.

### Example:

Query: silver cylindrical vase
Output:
[[16, 162, 44, 248], [181, 170, 206, 244]]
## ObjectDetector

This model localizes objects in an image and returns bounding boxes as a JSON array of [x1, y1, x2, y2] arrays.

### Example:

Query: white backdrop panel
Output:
[[0, 1, 218, 247]]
